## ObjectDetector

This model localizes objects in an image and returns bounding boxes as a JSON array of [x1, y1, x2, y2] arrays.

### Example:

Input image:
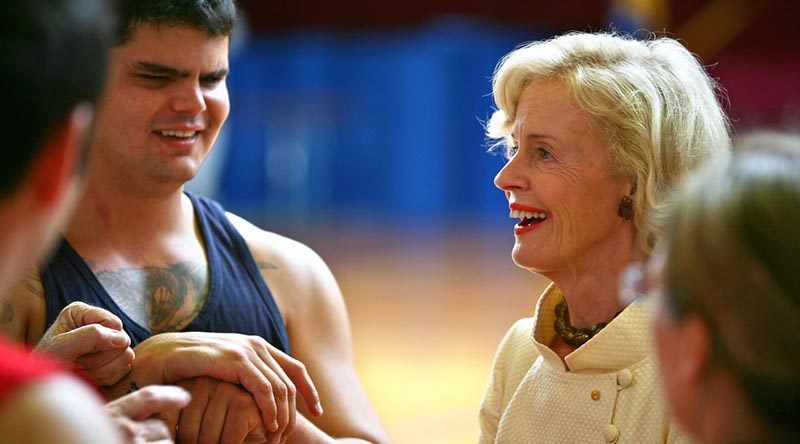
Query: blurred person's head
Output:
[[489, 32, 730, 270], [89, 0, 236, 193], [735, 129, 800, 155], [654, 137, 800, 443], [0, 0, 116, 291]]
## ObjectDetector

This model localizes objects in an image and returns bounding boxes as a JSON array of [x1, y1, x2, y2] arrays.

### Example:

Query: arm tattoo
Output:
[[22, 269, 44, 299], [257, 261, 277, 270], [0, 300, 13, 324], [95, 262, 208, 334]]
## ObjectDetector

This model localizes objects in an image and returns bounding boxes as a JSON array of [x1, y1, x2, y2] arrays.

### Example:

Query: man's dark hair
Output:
[[116, 0, 237, 45], [0, 0, 117, 196]]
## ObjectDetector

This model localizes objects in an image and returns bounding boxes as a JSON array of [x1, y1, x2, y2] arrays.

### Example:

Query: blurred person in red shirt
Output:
[[0, 1, 190, 442]]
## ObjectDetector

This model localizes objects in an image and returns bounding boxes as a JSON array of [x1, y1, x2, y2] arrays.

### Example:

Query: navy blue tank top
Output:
[[40, 192, 291, 353]]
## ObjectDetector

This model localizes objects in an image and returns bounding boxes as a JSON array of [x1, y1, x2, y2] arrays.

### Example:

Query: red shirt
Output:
[[0, 337, 63, 405]]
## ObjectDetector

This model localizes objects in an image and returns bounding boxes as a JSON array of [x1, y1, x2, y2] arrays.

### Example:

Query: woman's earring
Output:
[[618, 196, 634, 221]]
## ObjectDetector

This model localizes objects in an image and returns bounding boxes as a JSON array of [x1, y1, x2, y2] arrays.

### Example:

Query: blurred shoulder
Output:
[[0, 374, 120, 444]]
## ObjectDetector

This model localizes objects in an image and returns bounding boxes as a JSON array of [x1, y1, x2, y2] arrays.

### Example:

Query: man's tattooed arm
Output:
[[257, 261, 277, 270], [0, 268, 44, 339], [0, 300, 13, 324]]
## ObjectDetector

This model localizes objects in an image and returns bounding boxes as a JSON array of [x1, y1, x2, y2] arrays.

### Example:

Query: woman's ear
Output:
[[627, 179, 637, 197], [27, 104, 92, 208]]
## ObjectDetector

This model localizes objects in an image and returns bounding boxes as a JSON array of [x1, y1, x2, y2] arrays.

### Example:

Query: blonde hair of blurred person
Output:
[[655, 138, 800, 444], [481, 32, 730, 443]]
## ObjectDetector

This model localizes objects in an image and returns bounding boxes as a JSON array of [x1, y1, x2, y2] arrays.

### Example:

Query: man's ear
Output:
[[28, 104, 93, 208], [676, 314, 712, 388]]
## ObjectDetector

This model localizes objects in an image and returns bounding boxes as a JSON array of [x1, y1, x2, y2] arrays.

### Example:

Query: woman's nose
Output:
[[494, 154, 528, 193]]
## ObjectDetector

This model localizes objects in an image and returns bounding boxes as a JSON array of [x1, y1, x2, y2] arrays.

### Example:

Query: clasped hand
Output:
[[110, 332, 323, 444], [38, 303, 322, 443]]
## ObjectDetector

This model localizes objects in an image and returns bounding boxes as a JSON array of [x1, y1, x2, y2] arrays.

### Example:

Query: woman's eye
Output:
[[536, 148, 552, 160]]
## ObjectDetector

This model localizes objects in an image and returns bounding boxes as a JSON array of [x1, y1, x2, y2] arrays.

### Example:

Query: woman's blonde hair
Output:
[[487, 32, 731, 253], [663, 141, 800, 438]]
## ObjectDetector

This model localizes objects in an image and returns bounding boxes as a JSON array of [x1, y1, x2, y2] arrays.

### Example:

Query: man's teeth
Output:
[[509, 209, 547, 220], [159, 130, 196, 138]]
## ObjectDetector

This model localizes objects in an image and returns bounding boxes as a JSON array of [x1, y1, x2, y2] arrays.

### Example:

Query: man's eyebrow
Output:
[[132, 61, 190, 77]]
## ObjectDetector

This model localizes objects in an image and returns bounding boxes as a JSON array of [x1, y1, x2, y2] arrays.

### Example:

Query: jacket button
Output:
[[617, 369, 633, 388], [603, 424, 620, 443], [591, 389, 601, 401]]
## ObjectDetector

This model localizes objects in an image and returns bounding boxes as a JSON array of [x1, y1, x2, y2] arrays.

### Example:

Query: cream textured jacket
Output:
[[479, 284, 691, 444]]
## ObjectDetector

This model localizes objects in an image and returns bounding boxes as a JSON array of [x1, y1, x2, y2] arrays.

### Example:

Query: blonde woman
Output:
[[480, 32, 730, 443], [653, 140, 800, 443]]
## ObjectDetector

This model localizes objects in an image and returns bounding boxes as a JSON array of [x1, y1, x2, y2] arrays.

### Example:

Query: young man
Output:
[[0, 1, 191, 442], [1, 1, 389, 443]]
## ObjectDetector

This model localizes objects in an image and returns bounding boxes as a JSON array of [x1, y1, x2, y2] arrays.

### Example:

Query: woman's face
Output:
[[494, 79, 632, 276]]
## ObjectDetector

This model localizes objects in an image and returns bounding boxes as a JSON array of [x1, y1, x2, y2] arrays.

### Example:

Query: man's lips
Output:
[[151, 129, 203, 149], [152, 127, 204, 138], [155, 130, 199, 138]]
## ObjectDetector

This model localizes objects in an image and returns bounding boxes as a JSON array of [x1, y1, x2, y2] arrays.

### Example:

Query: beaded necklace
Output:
[[553, 300, 623, 347]]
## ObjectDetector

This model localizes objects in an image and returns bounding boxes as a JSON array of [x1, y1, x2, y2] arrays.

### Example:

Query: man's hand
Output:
[[36, 301, 134, 386], [104, 385, 191, 444], [162, 377, 272, 444], [105, 332, 322, 438]]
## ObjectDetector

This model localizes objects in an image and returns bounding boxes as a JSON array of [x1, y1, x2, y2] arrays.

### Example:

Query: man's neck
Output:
[[65, 179, 192, 253]]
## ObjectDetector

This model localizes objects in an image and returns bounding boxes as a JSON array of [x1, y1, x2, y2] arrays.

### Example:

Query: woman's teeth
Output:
[[509, 209, 547, 220]]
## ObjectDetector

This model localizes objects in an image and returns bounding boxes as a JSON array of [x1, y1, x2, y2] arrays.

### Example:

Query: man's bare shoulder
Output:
[[225, 212, 322, 271], [224, 212, 341, 310], [0, 268, 46, 343]]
